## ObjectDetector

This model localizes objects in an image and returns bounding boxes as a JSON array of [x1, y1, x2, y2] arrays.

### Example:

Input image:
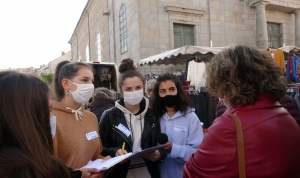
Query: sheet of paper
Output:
[[81, 152, 133, 171]]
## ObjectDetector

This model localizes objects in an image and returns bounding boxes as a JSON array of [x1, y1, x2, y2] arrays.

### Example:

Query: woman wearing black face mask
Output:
[[150, 73, 204, 178]]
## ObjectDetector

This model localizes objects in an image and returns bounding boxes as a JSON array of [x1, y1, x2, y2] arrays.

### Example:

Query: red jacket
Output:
[[215, 95, 300, 127], [184, 95, 300, 178]]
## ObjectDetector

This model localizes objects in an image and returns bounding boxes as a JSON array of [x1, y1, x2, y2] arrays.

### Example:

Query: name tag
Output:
[[174, 125, 187, 132], [115, 123, 131, 137], [86, 131, 98, 141]]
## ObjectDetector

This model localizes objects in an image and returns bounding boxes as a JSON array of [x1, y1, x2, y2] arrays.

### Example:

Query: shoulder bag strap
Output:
[[230, 114, 246, 178]]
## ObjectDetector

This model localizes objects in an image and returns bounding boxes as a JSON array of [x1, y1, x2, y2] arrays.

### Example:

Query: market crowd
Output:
[[1, 45, 300, 178]]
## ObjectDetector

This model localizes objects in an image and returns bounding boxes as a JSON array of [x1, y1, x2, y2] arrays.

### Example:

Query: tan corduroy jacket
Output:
[[51, 101, 103, 169]]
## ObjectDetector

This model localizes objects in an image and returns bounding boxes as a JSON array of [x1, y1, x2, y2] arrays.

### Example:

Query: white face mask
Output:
[[123, 89, 144, 106], [68, 80, 94, 104]]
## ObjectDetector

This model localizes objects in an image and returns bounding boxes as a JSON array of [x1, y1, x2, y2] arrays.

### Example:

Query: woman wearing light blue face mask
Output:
[[99, 58, 166, 178], [51, 61, 109, 177]]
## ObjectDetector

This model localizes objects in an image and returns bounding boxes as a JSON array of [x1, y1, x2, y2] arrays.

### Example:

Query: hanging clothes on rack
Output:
[[187, 91, 219, 128], [264, 49, 286, 72], [187, 60, 206, 91], [286, 54, 299, 82]]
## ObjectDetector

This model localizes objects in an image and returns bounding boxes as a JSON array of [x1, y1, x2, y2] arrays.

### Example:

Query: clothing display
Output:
[[265, 49, 286, 72], [159, 108, 204, 178], [187, 60, 206, 91], [51, 101, 103, 169], [286, 55, 299, 82], [184, 95, 300, 177], [188, 93, 219, 128]]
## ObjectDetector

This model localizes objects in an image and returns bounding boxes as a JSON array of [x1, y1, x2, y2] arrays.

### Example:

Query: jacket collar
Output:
[[224, 94, 281, 115], [114, 97, 149, 118], [162, 107, 195, 120]]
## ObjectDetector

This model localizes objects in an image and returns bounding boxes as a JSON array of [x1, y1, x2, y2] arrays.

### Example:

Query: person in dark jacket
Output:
[[90, 87, 115, 122], [99, 58, 165, 178], [215, 95, 300, 127]]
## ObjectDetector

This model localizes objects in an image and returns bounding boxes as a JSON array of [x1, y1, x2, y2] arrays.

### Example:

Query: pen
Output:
[[121, 142, 125, 155]]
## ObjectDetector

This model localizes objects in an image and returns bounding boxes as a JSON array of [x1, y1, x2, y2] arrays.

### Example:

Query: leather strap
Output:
[[230, 114, 246, 178]]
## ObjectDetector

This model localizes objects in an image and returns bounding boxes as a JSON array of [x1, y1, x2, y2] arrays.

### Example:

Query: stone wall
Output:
[[108, 0, 140, 64], [70, 0, 300, 71], [69, 0, 109, 62]]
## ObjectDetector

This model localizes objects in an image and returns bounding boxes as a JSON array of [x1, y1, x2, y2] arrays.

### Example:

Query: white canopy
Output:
[[138, 45, 229, 66], [278, 45, 300, 53]]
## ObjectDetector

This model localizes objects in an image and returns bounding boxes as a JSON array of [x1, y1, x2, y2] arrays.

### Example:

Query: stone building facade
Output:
[[69, 0, 109, 63], [69, 0, 300, 69]]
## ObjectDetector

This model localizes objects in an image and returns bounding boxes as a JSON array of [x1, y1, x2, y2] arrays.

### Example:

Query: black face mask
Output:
[[159, 95, 178, 107]]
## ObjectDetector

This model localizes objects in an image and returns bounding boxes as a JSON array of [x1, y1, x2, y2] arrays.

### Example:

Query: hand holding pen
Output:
[[115, 142, 128, 164]]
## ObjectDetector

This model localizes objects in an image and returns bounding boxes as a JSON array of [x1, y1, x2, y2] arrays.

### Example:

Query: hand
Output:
[[80, 168, 104, 178], [102, 156, 111, 162], [142, 150, 161, 162], [162, 140, 173, 152], [115, 149, 128, 156], [115, 149, 128, 164]]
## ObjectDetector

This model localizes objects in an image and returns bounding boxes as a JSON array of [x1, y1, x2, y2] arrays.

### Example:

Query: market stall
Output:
[[139, 45, 229, 128]]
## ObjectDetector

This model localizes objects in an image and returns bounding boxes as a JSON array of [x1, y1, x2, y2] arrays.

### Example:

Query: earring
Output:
[[66, 90, 69, 97]]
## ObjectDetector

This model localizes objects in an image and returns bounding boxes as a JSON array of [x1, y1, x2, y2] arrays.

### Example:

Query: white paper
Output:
[[86, 131, 98, 141], [81, 153, 133, 171], [115, 123, 131, 137], [173, 125, 187, 132]]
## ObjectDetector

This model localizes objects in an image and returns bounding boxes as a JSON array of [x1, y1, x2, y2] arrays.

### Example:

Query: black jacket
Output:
[[99, 100, 165, 178], [90, 98, 115, 122]]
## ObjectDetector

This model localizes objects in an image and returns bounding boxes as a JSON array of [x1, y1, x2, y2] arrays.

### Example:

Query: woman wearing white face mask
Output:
[[99, 58, 166, 178], [51, 61, 107, 177]]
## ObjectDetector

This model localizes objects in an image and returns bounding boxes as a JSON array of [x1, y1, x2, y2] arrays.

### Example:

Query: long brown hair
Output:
[[118, 58, 145, 89], [0, 71, 70, 177], [150, 73, 194, 117], [52, 61, 92, 101]]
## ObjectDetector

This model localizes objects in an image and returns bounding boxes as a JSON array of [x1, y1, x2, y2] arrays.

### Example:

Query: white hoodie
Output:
[[115, 97, 151, 178]]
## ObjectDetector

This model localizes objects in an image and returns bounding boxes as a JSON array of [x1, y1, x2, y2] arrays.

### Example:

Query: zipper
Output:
[[143, 122, 156, 144], [112, 127, 133, 150]]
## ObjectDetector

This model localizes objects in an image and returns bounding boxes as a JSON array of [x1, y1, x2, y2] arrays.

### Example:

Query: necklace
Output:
[[129, 114, 144, 148]]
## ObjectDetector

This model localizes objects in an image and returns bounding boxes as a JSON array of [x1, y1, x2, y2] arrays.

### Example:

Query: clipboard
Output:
[[81, 144, 168, 170], [127, 143, 168, 159]]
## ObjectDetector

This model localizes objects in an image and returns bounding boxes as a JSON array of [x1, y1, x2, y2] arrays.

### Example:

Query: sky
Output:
[[0, 0, 88, 69]]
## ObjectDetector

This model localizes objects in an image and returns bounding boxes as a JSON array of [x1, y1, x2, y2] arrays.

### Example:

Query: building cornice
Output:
[[250, 0, 300, 14], [165, 6, 205, 16], [68, 0, 93, 44]]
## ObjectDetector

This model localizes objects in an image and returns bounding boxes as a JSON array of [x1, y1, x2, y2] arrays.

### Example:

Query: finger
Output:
[[91, 168, 100, 173], [102, 156, 111, 162], [90, 172, 104, 178]]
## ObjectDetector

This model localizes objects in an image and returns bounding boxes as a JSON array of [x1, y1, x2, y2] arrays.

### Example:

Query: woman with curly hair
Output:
[[150, 73, 204, 178], [183, 45, 300, 177]]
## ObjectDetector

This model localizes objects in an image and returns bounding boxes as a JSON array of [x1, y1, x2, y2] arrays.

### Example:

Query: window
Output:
[[120, 4, 127, 54], [267, 22, 282, 48], [86, 45, 90, 62], [173, 23, 194, 49], [97, 33, 102, 61]]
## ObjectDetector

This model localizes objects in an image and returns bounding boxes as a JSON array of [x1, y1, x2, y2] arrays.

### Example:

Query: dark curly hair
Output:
[[206, 45, 287, 107], [150, 73, 194, 117], [118, 58, 145, 89]]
